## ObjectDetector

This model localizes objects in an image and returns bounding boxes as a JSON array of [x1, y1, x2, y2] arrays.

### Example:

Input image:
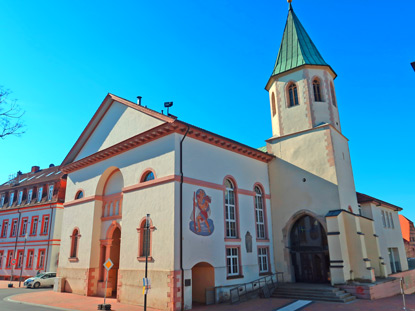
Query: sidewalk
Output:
[[5, 287, 415, 311], [0, 280, 23, 289], [10, 290, 161, 311]]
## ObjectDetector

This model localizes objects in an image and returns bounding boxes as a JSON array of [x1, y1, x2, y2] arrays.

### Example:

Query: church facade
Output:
[[56, 4, 407, 311]]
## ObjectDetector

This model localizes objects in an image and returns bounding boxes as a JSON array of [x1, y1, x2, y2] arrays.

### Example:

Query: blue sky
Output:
[[1, 1, 414, 218]]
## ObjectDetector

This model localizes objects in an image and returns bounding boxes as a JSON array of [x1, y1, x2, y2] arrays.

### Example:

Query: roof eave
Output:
[[265, 64, 337, 91]]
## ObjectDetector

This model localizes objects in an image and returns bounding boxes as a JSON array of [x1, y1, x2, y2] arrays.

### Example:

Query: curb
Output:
[[5, 293, 77, 311]]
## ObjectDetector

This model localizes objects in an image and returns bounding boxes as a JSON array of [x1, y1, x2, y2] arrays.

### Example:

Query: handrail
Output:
[[206, 272, 284, 305]]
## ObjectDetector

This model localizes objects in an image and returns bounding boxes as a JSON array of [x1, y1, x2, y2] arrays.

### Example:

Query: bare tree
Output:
[[0, 87, 25, 139]]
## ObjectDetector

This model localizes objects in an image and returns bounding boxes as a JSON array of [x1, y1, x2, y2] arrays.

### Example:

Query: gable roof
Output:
[[61, 93, 175, 166], [271, 5, 335, 78], [357, 192, 402, 211]]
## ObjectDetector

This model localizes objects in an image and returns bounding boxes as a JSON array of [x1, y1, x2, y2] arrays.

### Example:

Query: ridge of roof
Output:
[[271, 5, 333, 77], [61, 93, 175, 166], [357, 192, 402, 211], [0, 165, 65, 191]]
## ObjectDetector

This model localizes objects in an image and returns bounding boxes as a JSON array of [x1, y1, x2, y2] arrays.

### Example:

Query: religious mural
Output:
[[190, 189, 214, 236]]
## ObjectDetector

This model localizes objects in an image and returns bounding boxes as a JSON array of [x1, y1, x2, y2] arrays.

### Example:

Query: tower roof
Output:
[[271, 5, 331, 77]]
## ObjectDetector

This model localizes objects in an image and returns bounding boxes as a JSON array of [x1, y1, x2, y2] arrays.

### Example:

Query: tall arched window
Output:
[[225, 179, 237, 238], [137, 217, 154, 261], [330, 82, 337, 107], [313, 79, 322, 102], [70, 229, 80, 259], [254, 186, 266, 239], [288, 83, 299, 107], [271, 92, 276, 116]]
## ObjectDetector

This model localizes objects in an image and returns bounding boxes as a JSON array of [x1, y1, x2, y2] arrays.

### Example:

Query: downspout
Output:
[[179, 125, 190, 311], [44, 204, 54, 272]]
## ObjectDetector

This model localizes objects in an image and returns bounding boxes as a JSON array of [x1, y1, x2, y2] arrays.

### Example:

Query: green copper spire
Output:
[[272, 5, 329, 76]]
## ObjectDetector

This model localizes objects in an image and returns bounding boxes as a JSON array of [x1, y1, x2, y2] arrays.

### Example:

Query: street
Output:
[[0, 288, 65, 311]]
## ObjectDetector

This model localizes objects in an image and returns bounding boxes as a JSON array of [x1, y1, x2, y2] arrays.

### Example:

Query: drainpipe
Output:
[[179, 125, 190, 311]]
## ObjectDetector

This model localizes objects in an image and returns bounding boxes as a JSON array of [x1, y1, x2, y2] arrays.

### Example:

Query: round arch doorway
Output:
[[290, 215, 329, 283], [192, 262, 215, 305]]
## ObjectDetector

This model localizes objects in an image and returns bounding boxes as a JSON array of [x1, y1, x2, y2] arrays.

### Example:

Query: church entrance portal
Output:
[[290, 215, 329, 283]]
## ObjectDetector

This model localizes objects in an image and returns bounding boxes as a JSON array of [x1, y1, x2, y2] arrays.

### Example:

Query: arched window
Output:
[[254, 186, 266, 239], [70, 229, 80, 260], [137, 217, 154, 261], [141, 171, 155, 182], [288, 83, 299, 107], [330, 82, 337, 107], [225, 179, 237, 238], [313, 79, 322, 102], [271, 92, 276, 117], [75, 191, 84, 200]]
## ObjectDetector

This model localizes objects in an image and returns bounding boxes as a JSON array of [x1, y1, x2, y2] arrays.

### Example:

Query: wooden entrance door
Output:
[[290, 215, 329, 283]]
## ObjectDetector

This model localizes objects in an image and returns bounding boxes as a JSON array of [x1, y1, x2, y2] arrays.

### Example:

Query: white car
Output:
[[24, 272, 57, 288]]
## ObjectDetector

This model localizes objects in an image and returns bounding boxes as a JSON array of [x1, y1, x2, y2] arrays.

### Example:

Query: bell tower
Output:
[[266, 3, 358, 212]]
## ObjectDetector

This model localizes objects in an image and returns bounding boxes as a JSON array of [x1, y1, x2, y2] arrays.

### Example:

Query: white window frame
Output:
[[27, 189, 33, 204], [9, 192, 14, 207], [11, 219, 18, 237], [21, 218, 28, 236], [42, 216, 49, 235], [258, 247, 269, 273], [37, 187, 43, 203], [1, 221, 8, 237], [0, 194, 5, 207], [255, 186, 266, 239], [38, 250, 45, 269], [27, 250, 34, 268], [48, 185, 54, 201], [17, 250, 24, 268], [31, 217, 38, 235], [225, 180, 237, 238], [226, 247, 239, 276]]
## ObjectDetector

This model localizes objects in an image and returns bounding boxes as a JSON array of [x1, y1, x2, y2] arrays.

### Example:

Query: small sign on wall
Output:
[[184, 279, 191, 287]]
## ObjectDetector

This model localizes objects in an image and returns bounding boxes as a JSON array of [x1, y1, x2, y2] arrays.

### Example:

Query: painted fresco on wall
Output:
[[190, 189, 214, 236]]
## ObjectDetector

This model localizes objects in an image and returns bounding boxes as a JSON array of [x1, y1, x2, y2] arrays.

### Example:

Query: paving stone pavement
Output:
[[2, 281, 415, 311]]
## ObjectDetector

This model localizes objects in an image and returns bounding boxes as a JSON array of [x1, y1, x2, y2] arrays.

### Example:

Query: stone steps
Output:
[[272, 284, 356, 303]]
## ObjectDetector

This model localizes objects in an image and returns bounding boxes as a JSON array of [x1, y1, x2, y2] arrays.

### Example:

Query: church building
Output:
[[56, 3, 408, 311]]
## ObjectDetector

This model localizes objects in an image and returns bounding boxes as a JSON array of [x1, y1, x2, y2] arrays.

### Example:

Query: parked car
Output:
[[24, 272, 57, 288]]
